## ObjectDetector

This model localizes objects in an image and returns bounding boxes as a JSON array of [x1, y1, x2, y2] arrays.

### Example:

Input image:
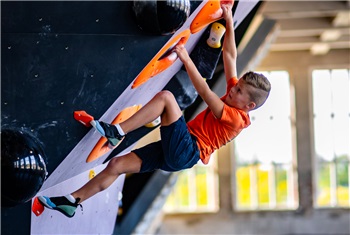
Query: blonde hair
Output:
[[241, 71, 271, 109]]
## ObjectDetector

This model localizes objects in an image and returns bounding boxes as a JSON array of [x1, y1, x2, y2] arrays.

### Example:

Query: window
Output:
[[234, 71, 298, 210], [163, 152, 219, 213], [312, 69, 350, 208]]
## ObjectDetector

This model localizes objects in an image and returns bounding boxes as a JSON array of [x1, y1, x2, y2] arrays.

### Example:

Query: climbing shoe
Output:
[[91, 121, 124, 146], [38, 195, 82, 218]]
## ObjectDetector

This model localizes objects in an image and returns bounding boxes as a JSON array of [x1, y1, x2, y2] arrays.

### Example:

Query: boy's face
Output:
[[225, 79, 256, 111]]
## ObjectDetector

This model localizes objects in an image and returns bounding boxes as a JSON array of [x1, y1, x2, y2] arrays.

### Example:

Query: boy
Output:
[[38, 3, 271, 218]]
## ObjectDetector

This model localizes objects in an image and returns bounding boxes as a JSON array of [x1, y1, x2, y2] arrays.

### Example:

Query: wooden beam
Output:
[[260, 1, 348, 18], [274, 34, 350, 44], [270, 40, 350, 51], [278, 26, 349, 37]]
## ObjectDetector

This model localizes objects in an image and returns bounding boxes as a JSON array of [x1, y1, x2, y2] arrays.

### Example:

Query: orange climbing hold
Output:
[[86, 104, 142, 163], [190, 0, 234, 34], [74, 111, 94, 127], [132, 29, 191, 89], [32, 197, 45, 216]]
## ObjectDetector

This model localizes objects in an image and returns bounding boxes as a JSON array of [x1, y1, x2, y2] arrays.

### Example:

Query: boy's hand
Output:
[[221, 1, 233, 24], [175, 45, 190, 64]]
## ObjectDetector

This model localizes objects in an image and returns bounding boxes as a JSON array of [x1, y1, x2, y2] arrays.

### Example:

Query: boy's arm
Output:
[[175, 45, 224, 119], [222, 2, 237, 83]]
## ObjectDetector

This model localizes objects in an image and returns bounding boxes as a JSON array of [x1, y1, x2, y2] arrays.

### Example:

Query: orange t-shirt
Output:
[[187, 77, 251, 164]]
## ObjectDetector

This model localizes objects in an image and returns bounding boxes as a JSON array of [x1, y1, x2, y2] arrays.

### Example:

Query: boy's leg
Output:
[[38, 152, 142, 217], [94, 91, 182, 144], [71, 152, 142, 203], [121, 90, 183, 132]]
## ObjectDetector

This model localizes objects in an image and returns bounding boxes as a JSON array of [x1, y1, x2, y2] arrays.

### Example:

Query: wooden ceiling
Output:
[[257, 1, 350, 55]]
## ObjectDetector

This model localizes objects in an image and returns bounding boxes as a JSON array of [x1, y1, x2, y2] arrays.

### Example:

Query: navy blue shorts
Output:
[[132, 116, 200, 173]]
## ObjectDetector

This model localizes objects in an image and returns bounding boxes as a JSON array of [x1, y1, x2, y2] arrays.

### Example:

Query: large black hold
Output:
[[1, 129, 48, 207], [132, 0, 190, 35]]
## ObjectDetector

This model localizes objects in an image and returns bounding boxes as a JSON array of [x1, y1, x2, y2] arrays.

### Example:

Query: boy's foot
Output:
[[38, 195, 82, 218], [91, 121, 124, 146]]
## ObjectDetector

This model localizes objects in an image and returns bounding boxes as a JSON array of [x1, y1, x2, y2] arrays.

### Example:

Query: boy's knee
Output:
[[157, 90, 175, 102], [106, 157, 121, 174], [108, 157, 118, 166]]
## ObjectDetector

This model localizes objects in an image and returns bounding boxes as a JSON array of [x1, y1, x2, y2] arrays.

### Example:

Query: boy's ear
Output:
[[246, 102, 256, 110]]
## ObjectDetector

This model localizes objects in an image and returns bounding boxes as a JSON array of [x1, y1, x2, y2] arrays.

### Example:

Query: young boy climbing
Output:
[[38, 2, 271, 218]]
